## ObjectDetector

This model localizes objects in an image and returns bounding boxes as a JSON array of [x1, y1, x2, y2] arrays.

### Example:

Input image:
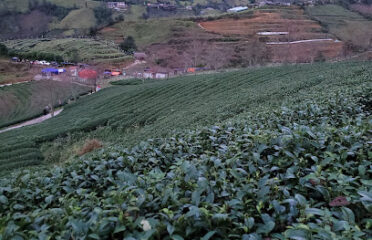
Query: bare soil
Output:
[[198, 7, 345, 63]]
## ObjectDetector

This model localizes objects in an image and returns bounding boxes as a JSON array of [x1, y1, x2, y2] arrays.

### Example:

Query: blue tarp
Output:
[[42, 68, 59, 74]]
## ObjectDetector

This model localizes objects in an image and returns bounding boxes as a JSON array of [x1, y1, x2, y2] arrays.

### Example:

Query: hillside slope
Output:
[[0, 62, 371, 239], [0, 61, 371, 172], [0, 80, 90, 129], [3, 38, 130, 63]]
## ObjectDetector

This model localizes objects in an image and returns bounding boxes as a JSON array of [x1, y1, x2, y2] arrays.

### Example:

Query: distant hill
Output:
[[0, 0, 118, 39]]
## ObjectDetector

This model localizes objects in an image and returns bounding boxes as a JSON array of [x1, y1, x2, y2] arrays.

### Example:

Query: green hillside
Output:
[[0, 61, 371, 239], [0, 61, 371, 172], [99, 19, 197, 47], [0, 80, 90, 129], [0, 0, 100, 12], [306, 4, 372, 50], [3, 38, 131, 63]]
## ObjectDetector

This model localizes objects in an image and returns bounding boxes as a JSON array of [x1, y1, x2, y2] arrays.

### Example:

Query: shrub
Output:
[[0, 43, 8, 56], [77, 139, 103, 156], [119, 36, 137, 54]]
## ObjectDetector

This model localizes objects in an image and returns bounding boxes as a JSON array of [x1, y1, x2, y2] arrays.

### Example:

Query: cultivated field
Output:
[[350, 4, 372, 18], [0, 61, 371, 239], [3, 38, 131, 64], [0, 59, 40, 84], [0, 61, 371, 172], [99, 19, 197, 47], [199, 6, 345, 62], [0, 80, 90, 129], [0, 0, 100, 12], [306, 4, 372, 50]]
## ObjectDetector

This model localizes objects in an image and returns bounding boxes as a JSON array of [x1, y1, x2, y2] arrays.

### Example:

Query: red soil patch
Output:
[[100, 27, 117, 33], [200, 9, 324, 41], [268, 41, 344, 63], [199, 6, 344, 63]]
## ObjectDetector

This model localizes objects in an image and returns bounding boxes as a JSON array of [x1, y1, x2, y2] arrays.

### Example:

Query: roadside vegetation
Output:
[[0, 61, 371, 239]]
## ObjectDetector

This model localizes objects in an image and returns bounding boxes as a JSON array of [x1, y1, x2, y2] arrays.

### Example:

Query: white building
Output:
[[227, 6, 248, 13]]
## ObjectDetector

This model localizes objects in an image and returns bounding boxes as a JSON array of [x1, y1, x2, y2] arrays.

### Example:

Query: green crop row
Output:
[[0, 80, 90, 129], [0, 81, 371, 238], [2, 38, 127, 63], [0, 61, 371, 173]]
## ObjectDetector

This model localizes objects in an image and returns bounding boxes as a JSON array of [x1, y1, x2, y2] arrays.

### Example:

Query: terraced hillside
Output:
[[0, 61, 371, 172], [306, 4, 372, 50], [3, 38, 131, 63], [199, 6, 345, 62], [98, 19, 197, 47], [0, 62, 371, 239], [0, 80, 90, 129]]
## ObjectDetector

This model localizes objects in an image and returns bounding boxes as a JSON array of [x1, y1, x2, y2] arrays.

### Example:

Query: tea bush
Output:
[[0, 85, 371, 239], [0, 61, 371, 172]]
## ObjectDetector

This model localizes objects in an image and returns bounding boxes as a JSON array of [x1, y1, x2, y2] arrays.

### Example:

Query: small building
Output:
[[270, 0, 291, 5], [143, 72, 154, 79], [155, 72, 168, 79], [134, 52, 147, 60], [107, 2, 127, 10], [143, 68, 169, 79], [227, 6, 248, 13]]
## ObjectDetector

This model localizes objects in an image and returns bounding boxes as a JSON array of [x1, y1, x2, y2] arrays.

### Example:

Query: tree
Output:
[[0, 43, 8, 56], [68, 48, 80, 63], [119, 36, 137, 54]]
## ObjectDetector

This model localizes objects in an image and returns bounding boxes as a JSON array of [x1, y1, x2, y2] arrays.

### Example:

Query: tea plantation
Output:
[[0, 61, 371, 238], [0, 80, 90, 129], [0, 62, 371, 171]]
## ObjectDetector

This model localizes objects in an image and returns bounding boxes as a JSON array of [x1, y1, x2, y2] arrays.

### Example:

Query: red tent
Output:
[[78, 69, 98, 79]]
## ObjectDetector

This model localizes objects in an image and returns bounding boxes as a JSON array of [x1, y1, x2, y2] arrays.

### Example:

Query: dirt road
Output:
[[0, 108, 63, 134]]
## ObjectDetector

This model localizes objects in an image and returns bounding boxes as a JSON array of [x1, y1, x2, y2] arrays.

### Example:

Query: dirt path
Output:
[[0, 80, 32, 88], [198, 23, 207, 31], [0, 108, 63, 134], [124, 60, 146, 69], [266, 39, 337, 45]]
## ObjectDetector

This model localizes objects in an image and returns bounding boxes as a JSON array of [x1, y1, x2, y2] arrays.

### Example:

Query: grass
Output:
[[53, 8, 97, 30], [0, 0, 29, 13], [0, 61, 371, 172], [99, 19, 197, 47], [0, 0, 100, 12], [306, 4, 372, 49], [0, 80, 90, 129], [125, 5, 147, 21], [3, 38, 131, 64]]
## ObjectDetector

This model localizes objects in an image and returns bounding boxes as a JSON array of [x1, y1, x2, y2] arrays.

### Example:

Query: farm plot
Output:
[[98, 19, 197, 47], [199, 7, 326, 41], [199, 6, 345, 62], [0, 63, 372, 239], [0, 61, 371, 172], [0, 59, 41, 85], [350, 4, 372, 18], [306, 4, 372, 50], [0, 80, 90, 129], [3, 38, 131, 64]]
